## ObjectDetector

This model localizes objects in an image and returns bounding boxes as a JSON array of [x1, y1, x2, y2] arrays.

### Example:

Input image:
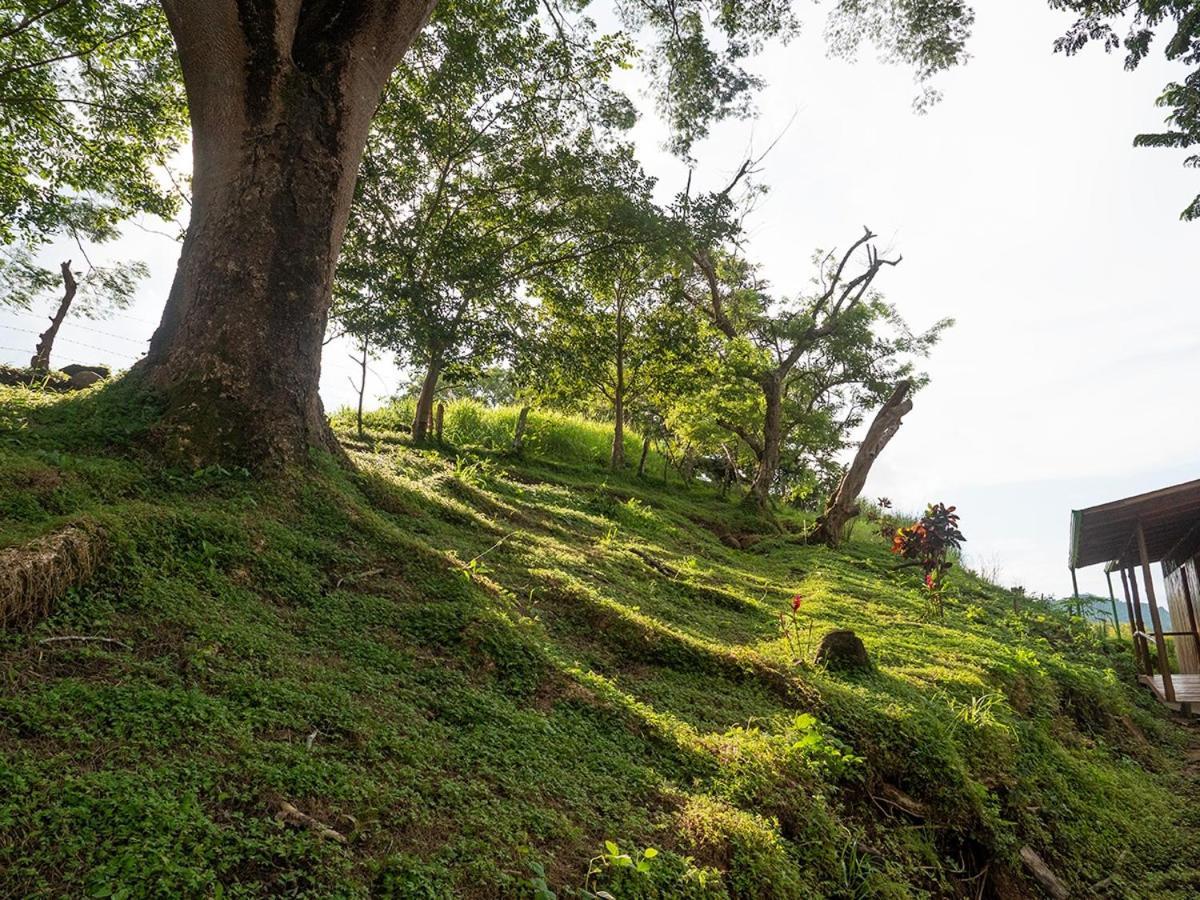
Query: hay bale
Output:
[[0, 525, 104, 627]]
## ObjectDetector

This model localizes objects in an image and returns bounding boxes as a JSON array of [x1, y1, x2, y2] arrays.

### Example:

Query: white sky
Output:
[[1, 1, 1196, 599]]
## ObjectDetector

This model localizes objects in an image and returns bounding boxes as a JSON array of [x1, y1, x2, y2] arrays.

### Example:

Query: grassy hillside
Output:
[[1, 384, 1198, 898]]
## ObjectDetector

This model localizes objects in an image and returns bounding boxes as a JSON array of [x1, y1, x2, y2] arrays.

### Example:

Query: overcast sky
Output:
[[1, 1, 1195, 598]]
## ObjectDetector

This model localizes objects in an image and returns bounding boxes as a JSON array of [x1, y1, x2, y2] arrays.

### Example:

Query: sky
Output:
[[1, 1, 1196, 599]]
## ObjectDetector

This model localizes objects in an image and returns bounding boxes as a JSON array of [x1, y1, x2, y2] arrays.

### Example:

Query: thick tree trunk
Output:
[[30, 261, 76, 371], [748, 375, 783, 512], [140, 1, 434, 468], [813, 380, 913, 547], [411, 359, 441, 443]]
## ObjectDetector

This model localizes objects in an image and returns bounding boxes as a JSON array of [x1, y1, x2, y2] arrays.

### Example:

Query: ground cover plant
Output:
[[0, 383, 1198, 897]]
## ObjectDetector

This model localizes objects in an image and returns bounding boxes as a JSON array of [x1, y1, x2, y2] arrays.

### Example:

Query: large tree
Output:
[[677, 234, 947, 511], [21, 0, 970, 467]]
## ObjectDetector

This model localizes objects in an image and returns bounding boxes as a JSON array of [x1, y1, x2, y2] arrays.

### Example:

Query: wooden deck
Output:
[[1139, 674, 1200, 712]]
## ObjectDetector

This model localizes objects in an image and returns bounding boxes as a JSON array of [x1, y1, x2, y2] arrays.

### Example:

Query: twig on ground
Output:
[[459, 531, 521, 569], [37, 635, 131, 651]]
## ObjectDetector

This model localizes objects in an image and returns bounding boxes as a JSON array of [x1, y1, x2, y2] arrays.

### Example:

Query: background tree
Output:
[[0, 0, 187, 244], [1050, 0, 1200, 220], [531, 237, 706, 469], [96, 0, 975, 468], [333, 1, 648, 442], [676, 233, 948, 511]]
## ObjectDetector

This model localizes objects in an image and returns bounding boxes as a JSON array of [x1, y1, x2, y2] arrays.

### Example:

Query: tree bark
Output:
[[411, 358, 441, 443], [813, 380, 913, 547], [748, 374, 783, 512], [139, 1, 435, 468], [30, 261, 76, 371]]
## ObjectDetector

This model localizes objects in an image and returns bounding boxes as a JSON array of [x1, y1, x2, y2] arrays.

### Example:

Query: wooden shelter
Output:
[[1069, 479, 1200, 710]]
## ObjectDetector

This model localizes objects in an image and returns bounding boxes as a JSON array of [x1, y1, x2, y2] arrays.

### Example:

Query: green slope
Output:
[[1, 384, 1197, 898]]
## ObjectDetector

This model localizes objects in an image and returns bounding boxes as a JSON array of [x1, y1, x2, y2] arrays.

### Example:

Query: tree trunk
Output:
[[411, 359, 441, 443], [748, 375, 783, 512], [813, 380, 913, 547], [609, 296, 626, 470], [30, 261, 76, 371], [609, 378, 625, 470], [354, 338, 368, 439], [636, 435, 651, 477], [435, 402, 445, 444], [139, 2, 435, 468]]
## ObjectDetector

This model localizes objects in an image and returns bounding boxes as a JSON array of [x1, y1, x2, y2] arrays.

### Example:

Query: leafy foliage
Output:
[[891, 502, 966, 616], [0, 0, 187, 243], [1051, 0, 1200, 219]]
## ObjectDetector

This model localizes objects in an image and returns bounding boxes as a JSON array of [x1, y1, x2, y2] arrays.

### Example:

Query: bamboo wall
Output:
[[1164, 558, 1200, 674]]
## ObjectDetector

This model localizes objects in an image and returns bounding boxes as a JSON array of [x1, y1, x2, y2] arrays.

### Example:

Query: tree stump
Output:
[[815, 629, 871, 671]]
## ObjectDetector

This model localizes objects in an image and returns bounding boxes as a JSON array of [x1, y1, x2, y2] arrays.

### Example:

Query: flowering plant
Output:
[[780, 593, 814, 660], [890, 503, 965, 617]]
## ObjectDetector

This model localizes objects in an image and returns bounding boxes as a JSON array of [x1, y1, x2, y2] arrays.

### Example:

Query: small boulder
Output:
[[69, 369, 104, 390], [815, 629, 870, 671], [60, 364, 110, 378]]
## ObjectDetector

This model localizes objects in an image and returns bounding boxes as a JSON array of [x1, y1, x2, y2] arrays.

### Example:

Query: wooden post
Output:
[[1178, 564, 1200, 671], [1137, 522, 1175, 701], [435, 402, 445, 445], [1124, 567, 1151, 675], [510, 406, 530, 454], [1104, 570, 1122, 638], [1070, 567, 1080, 617], [636, 436, 651, 478]]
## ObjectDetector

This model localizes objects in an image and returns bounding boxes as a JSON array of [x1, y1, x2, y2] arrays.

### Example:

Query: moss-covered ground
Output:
[[1, 383, 1197, 898]]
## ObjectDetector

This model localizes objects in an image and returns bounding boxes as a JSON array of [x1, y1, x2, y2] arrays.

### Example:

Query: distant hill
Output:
[[1078, 592, 1172, 629]]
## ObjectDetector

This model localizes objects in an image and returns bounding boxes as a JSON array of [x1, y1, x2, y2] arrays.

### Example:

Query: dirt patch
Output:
[[0, 524, 104, 627]]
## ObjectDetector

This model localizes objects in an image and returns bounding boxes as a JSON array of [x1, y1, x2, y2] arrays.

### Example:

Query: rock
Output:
[[60, 364, 110, 378], [815, 629, 870, 671], [1019, 846, 1068, 899], [69, 370, 104, 390]]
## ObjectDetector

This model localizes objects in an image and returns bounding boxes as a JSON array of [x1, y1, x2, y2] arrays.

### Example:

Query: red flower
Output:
[[924, 573, 934, 589], [791, 594, 804, 612]]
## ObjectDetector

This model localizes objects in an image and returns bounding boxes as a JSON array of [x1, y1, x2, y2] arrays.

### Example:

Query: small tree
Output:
[[2, 244, 147, 372]]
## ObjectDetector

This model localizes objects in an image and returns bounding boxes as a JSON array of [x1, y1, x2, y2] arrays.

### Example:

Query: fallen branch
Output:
[[37, 635, 131, 651], [274, 800, 347, 845]]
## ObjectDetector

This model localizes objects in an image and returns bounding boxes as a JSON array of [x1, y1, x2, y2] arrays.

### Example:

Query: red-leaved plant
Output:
[[890, 503, 965, 617]]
